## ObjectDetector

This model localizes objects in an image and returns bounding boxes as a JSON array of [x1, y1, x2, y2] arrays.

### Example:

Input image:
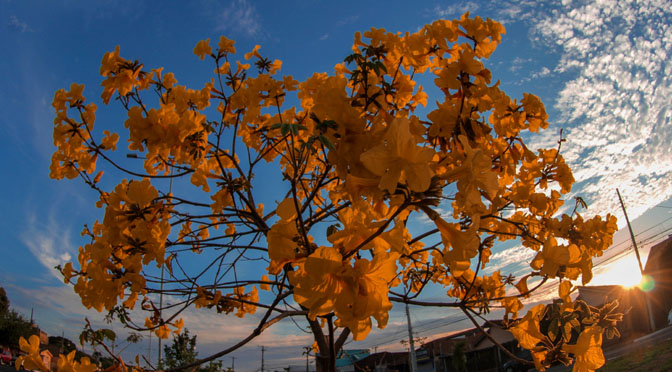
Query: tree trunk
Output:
[[307, 316, 350, 372], [314, 352, 332, 372]]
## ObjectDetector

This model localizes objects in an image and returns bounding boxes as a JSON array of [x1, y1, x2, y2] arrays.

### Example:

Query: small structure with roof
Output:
[[354, 351, 409, 372], [643, 235, 672, 329]]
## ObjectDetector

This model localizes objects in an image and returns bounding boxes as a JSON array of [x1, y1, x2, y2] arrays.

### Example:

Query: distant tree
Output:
[[48, 336, 78, 354], [162, 329, 224, 372], [91, 350, 116, 370], [0, 287, 9, 315], [0, 309, 37, 347], [198, 360, 225, 372], [161, 329, 198, 370], [0, 289, 36, 347]]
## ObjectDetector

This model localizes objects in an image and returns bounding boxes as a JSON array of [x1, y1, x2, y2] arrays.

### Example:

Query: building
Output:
[[352, 321, 519, 372], [39, 350, 53, 371], [418, 321, 517, 372], [336, 349, 370, 372], [354, 351, 409, 372], [576, 284, 651, 343], [643, 236, 672, 329]]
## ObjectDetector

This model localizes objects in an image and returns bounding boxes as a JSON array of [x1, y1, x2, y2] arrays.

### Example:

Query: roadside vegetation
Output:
[[597, 338, 672, 372], [552, 338, 672, 372]]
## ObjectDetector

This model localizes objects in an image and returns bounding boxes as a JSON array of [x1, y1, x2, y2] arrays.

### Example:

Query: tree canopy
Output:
[[161, 329, 198, 371], [0, 287, 9, 315], [18, 12, 621, 372], [161, 329, 225, 372], [0, 308, 37, 348], [0, 287, 38, 348]]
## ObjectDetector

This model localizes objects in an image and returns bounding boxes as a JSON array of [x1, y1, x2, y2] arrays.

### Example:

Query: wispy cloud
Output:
[[336, 14, 360, 26], [484, 245, 537, 274], [214, 0, 262, 38], [430, 0, 540, 24], [509, 56, 532, 72], [21, 214, 74, 279], [433, 2, 480, 18], [531, 66, 551, 79], [527, 0, 672, 223], [8, 15, 33, 33]]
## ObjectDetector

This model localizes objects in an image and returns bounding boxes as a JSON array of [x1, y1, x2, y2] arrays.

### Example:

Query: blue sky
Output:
[[1, 0, 671, 371]]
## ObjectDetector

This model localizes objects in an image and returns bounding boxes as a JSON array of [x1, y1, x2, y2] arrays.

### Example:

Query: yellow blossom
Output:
[[562, 326, 605, 372], [218, 36, 236, 54], [15, 335, 48, 372], [193, 39, 212, 60], [360, 117, 435, 193]]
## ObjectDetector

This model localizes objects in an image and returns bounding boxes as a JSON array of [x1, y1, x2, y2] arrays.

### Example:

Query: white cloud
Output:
[[214, 0, 262, 37], [8, 15, 32, 33], [484, 245, 537, 273], [528, 0, 672, 223], [336, 15, 360, 26], [531, 66, 552, 78], [21, 214, 74, 279], [431, 0, 541, 24], [1, 283, 123, 353], [433, 2, 480, 18], [509, 56, 532, 72]]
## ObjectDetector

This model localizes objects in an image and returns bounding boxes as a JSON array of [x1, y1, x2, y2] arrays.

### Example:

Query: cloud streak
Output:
[[21, 214, 74, 279], [528, 0, 672, 223], [433, 2, 481, 18], [484, 245, 537, 274], [214, 0, 262, 38], [8, 15, 33, 33]]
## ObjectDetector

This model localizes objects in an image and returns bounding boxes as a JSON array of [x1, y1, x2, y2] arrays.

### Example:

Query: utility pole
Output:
[[261, 346, 265, 372], [157, 265, 164, 366], [158, 162, 172, 368], [148, 330, 152, 368], [405, 302, 418, 372], [303, 346, 311, 372], [617, 189, 656, 331], [231, 356, 235, 371], [617, 189, 645, 272]]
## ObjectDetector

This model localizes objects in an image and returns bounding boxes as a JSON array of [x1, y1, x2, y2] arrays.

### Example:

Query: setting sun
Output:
[[591, 254, 647, 288]]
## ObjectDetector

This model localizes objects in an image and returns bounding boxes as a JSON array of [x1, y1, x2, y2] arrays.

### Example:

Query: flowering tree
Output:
[[31, 12, 621, 372]]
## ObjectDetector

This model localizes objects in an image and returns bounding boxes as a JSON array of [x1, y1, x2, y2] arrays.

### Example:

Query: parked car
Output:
[[0, 348, 12, 365]]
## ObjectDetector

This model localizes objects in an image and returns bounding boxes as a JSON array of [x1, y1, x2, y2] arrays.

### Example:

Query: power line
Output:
[[375, 218, 672, 349], [256, 218, 672, 366]]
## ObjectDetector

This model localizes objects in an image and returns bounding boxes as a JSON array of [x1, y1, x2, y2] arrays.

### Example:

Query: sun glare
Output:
[[591, 254, 644, 288]]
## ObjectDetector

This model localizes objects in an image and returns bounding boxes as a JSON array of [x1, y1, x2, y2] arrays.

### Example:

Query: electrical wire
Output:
[[253, 213, 672, 367], [351, 215, 672, 351]]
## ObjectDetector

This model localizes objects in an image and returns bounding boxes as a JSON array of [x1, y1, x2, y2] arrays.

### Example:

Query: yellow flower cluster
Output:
[[509, 283, 608, 371], [289, 246, 399, 341], [124, 82, 213, 176], [144, 317, 184, 339], [15, 336, 97, 372], [64, 179, 171, 312], [51, 84, 118, 180], [194, 285, 258, 318], [100, 46, 154, 104]]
